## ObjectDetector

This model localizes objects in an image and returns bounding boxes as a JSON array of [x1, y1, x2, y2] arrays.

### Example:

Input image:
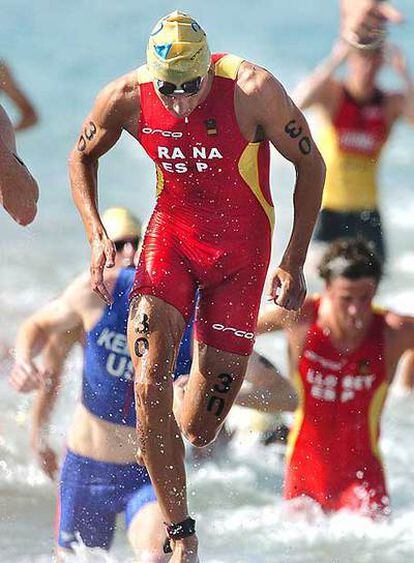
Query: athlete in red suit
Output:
[[258, 238, 414, 518], [69, 12, 325, 560]]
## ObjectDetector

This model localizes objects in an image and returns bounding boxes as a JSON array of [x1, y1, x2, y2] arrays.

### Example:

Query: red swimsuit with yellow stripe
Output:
[[285, 298, 390, 517], [131, 54, 274, 355]]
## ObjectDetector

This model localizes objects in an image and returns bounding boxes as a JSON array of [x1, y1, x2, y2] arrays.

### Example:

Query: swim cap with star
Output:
[[146, 11, 211, 85]]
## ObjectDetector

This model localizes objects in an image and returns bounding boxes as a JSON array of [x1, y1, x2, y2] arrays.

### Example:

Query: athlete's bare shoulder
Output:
[[93, 70, 140, 131], [234, 59, 322, 165], [235, 61, 296, 142], [384, 309, 414, 359], [384, 309, 414, 332], [70, 70, 141, 159], [64, 268, 120, 313], [236, 60, 285, 100], [61, 271, 98, 316], [384, 90, 407, 125], [318, 78, 343, 115]]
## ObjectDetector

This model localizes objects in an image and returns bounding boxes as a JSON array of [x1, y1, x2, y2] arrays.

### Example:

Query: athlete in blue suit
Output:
[[10, 208, 169, 561]]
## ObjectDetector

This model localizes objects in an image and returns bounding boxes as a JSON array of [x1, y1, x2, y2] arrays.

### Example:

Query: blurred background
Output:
[[1, 1, 414, 561]]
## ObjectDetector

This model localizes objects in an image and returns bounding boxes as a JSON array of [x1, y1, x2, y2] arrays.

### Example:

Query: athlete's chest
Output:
[[299, 328, 384, 408], [87, 319, 133, 382], [334, 101, 388, 155], [137, 81, 246, 176]]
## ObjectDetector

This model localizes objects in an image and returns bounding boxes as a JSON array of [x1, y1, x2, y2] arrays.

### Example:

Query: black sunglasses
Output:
[[114, 237, 140, 252], [155, 76, 202, 97]]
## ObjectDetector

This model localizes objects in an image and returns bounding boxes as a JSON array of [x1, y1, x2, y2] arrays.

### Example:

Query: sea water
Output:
[[1, 0, 414, 561]]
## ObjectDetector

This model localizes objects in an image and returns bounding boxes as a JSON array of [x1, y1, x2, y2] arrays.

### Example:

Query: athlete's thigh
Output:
[[195, 268, 266, 357], [130, 213, 197, 320], [57, 473, 116, 551], [180, 342, 249, 445], [127, 295, 187, 382], [126, 484, 167, 561]]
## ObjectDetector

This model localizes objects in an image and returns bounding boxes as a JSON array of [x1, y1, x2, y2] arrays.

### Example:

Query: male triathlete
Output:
[[258, 239, 414, 518], [69, 11, 325, 560]]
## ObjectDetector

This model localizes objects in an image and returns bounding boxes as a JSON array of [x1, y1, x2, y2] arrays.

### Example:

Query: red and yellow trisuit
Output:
[[319, 87, 389, 213], [131, 53, 274, 356], [285, 297, 390, 518]]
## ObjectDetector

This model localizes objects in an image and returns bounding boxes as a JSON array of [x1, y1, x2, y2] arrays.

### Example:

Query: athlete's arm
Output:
[[396, 351, 414, 391], [256, 306, 297, 335], [386, 45, 414, 125], [235, 351, 297, 413], [0, 61, 38, 131], [247, 68, 326, 310], [10, 277, 86, 393], [293, 41, 349, 111], [10, 276, 87, 475], [69, 73, 139, 304], [386, 314, 414, 383], [0, 104, 38, 225], [30, 333, 79, 480], [256, 296, 314, 335]]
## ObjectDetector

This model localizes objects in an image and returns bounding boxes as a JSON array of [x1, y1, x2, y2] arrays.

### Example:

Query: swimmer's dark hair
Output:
[[318, 238, 383, 284]]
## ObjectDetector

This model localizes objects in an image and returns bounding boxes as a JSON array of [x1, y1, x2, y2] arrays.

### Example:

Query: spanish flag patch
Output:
[[205, 118, 218, 136]]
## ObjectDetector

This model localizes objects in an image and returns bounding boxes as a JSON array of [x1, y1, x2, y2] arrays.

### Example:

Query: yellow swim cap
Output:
[[146, 11, 211, 85], [102, 207, 141, 242]]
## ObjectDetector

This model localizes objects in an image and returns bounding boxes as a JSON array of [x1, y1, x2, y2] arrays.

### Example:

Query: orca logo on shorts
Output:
[[212, 323, 254, 340], [142, 127, 183, 138]]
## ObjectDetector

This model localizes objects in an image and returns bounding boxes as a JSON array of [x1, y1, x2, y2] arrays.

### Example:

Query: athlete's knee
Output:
[[129, 531, 167, 563], [186, 433, 216, 448], [131, 547, 167, 563], [128, 502, 168, 562], [183, 422, 219, 448]]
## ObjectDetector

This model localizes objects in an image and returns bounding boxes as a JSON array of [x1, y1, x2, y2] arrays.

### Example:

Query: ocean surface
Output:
[[1, 0, 414, 561]]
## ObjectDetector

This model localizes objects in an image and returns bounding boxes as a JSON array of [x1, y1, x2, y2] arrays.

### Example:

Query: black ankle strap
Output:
[[163, 517, 196, 553]]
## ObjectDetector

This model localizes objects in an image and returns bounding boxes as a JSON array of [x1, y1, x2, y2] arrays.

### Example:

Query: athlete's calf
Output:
[[127, 295, 188, 524]]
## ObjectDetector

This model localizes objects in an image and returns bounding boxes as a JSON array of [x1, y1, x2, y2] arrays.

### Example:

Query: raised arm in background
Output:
[[0, 61, 38, 131], [0, 104, 38, 225]]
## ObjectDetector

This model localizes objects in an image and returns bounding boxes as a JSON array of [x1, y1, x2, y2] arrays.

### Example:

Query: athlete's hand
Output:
[[268, 266, 306, 311], [341, 0, 403, 48], [90, 234, 116, 305], [31, 436, 59, 480], [9, 358, 46, 393]]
